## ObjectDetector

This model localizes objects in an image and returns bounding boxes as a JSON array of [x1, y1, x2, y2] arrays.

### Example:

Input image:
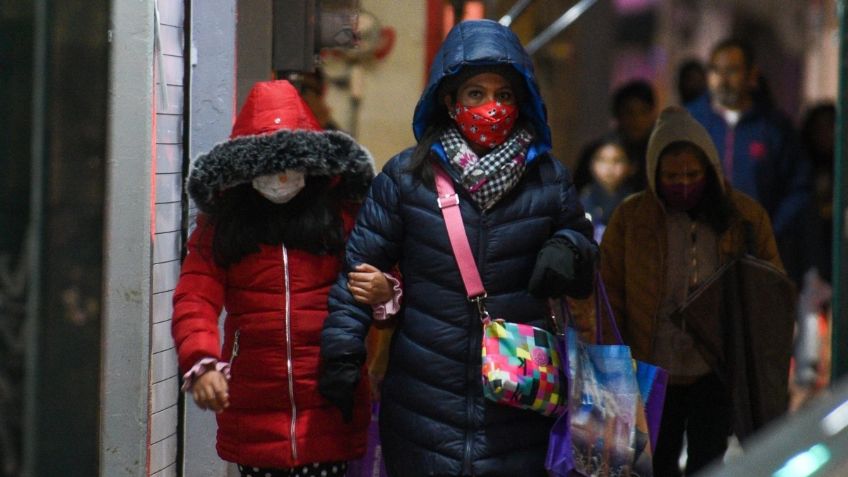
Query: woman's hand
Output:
[[319, 359, 361, 423], [192, 370, 230, 412], [529, 237, 593, 299], [348, 263, 392, 305]]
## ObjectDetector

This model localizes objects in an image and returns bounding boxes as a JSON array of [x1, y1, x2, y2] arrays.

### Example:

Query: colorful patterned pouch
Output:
[[482, 317, 566, 416]]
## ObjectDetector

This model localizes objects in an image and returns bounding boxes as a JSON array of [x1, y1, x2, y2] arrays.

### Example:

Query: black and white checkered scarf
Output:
[[440, 126, 533, 210]]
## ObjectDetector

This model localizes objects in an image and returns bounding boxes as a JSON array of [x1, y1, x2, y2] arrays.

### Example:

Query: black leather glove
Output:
[[528, 237, 593, 299], [318, 359, 361, 423]]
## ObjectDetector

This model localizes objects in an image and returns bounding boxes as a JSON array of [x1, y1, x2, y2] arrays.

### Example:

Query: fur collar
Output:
[[188, 129, 375, 213]]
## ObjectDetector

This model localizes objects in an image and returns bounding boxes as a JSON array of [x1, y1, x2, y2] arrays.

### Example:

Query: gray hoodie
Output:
[[645, 105, 725, 198]]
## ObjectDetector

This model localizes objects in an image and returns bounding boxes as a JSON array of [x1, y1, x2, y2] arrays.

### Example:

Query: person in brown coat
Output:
[[599, 106, 783, 476]]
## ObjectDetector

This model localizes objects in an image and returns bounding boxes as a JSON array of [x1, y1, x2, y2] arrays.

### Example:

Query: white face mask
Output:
[[251, 170, 306, 204]]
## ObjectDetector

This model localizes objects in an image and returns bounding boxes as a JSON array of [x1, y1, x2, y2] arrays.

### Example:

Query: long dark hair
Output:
[[406, 117, 452, 188], [658, 141, 736, 233], [207, 177, 345, 267]]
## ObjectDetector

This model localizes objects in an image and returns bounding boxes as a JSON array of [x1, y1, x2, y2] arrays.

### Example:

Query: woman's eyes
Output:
[[462, 89, 513, 102]]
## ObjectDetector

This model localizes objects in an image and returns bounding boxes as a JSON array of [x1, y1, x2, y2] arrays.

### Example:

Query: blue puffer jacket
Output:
[[322, 20, 596, 477], [685, 94, 811, 237]]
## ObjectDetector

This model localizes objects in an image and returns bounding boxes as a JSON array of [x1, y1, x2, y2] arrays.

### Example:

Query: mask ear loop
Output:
[[448, 102, 461, 120]]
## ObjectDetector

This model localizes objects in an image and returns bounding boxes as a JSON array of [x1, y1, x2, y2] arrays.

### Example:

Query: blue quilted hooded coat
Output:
[[321, 20, 596, 477]]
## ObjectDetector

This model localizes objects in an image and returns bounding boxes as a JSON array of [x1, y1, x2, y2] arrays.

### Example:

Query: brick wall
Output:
[[150, 1, 185, 475]]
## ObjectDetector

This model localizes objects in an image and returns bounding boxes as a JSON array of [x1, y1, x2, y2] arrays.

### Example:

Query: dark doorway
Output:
[[1, 2, 110, 475]]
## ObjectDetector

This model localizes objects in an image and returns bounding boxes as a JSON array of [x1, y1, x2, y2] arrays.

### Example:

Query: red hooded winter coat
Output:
[[171, 80, 375, 468]]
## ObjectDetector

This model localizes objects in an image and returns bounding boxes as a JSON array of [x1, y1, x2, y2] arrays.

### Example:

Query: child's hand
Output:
[[192, 370, 230, 412], [348, 263, 392, 305]]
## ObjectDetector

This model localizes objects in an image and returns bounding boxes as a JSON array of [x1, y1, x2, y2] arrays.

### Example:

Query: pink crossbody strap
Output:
[[432, 163, 487, 299]]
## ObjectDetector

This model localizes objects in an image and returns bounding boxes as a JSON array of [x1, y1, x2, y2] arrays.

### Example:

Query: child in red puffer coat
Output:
[[171, 80, 400, 477]]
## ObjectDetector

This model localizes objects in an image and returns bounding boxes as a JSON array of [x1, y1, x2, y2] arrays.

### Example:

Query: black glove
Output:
[[528, 237, 593, 299], [318, 359, 361, 423]]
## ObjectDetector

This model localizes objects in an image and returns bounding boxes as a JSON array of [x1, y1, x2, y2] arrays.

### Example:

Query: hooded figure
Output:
[[171, 80, 382, 473], [319, 20, 597, 477], [599, 106, 787, 475]]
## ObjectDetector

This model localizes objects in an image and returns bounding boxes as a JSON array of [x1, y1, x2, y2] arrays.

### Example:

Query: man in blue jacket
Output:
[[686, 38, 812, 283]]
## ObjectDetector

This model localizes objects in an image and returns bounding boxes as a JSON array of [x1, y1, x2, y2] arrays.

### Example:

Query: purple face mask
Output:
[[660, 178, 706, 211]]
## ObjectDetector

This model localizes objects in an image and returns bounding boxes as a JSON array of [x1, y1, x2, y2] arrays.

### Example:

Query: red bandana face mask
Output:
[[452, 101, 519, 149]]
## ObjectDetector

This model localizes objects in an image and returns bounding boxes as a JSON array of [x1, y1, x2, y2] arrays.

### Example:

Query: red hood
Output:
[[189, 79, 375, 214], [230, 80, 322, 138]]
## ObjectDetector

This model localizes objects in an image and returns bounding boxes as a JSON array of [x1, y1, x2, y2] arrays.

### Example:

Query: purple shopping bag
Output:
[[635, 359, 668, 450], [545, 330, 576, 477], [346, 402, 388, 477]]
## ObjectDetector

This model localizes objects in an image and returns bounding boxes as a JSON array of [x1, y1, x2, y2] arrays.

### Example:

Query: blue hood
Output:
[[412, 19, 552, 161]]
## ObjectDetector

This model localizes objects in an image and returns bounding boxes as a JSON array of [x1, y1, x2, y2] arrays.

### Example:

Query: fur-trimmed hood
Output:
[[188, 128, 375, 213], [187, 80, 375, 213]]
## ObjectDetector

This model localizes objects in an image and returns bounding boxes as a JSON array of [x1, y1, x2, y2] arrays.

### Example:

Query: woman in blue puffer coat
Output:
[[319, 20, 597, 477]]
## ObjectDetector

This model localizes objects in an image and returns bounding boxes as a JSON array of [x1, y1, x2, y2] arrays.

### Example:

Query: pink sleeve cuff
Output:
[[181, 357, 231, 392], [372, 273, 402, 322]]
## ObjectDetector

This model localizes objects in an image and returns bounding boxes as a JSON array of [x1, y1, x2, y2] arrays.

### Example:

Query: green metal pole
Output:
[[832, 0, 848, 382]]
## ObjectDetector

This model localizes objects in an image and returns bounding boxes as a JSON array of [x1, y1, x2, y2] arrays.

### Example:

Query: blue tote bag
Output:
[[546, 276, 667, 477]]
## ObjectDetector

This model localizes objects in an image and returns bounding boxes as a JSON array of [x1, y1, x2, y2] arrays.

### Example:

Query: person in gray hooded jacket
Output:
[[319, 19, 597, 477]]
